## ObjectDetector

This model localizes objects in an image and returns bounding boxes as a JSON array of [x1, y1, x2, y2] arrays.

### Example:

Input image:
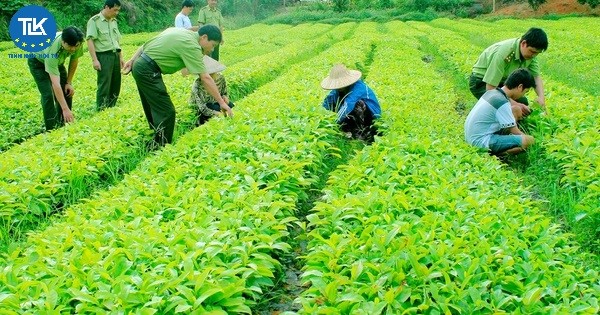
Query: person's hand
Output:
[[535, 95, 547, 115], [65, 83, 75, 97], [220, 102, 233, 117], [92, 59, 101, 71], [62, 108, 75, 123], [120, 58, 125, 69], [181, 68, 190, 77], [212, 110, 222, 117], [517, 102, 531, 117], [122, 60, 133, 75], [222, 95, 230, 104], [535, 95, 546, 109]]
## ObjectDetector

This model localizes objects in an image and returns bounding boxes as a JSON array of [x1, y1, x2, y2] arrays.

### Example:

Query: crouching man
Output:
[[464, 68, 535, 156]]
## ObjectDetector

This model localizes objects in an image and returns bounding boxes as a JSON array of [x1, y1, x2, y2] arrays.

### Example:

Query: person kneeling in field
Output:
[[189, 55, 234, 126], [321, 64, 381, 143], [464, 68, 535, 156]]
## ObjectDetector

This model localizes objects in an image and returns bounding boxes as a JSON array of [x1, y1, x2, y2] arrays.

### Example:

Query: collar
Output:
[[515, 37, 524, 61], [100, 11, 113, 21], [496, 87, 509, 100]]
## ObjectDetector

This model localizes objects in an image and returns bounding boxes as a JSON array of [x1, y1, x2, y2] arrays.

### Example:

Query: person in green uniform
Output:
[[122, 25, 232, 147], [86, 0, 123, 110], [27, 26, 85, 131], [198, 0, 224, 60], [469, 27, 548, 118]]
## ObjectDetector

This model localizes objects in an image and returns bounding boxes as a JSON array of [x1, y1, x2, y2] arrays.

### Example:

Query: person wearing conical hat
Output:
[[190, 55, 234, 126], [321, 64, 381, 142]]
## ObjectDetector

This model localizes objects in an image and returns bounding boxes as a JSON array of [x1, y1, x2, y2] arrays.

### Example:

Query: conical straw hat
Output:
[[320, 64, 362, 90], [203, 55, 226, 74]]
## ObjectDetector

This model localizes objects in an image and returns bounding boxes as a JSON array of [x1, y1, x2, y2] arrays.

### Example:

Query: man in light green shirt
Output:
[[28, 26, 84, 130], [469, 28, 548, 116], [122, 25, 232, 147], [86, 0, 123, 110], [198, 0, 224, 60]]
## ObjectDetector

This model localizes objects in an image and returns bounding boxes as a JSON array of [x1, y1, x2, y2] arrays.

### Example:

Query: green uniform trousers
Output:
[[96, 51, 121, 110], [27, 58, 72, 131], [132, 53, 176, 146], [469, 73, 528, 105]]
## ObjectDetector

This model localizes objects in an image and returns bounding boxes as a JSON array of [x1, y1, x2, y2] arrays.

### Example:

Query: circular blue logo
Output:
[[9, 5, 57, 52]]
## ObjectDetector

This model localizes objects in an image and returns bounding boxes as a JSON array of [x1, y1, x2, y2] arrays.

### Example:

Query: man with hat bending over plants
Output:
[[122, 25, 233, 147], [321, 64, 381, 143], [469, 27, 548, 118], [465, 68, 536, 156], [189, 55, 234, 126]]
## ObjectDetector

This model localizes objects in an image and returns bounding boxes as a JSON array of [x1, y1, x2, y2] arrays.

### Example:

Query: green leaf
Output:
[[522, 287, 544, 306]]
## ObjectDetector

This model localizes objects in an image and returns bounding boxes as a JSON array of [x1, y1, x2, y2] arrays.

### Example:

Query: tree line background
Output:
[[1, 0, 598, 41]]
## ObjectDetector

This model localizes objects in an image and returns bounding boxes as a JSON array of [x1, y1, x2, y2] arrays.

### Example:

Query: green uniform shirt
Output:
[[36, 32, 84, 76], [86, 12, 122, 52], [472, 38, 540, 87], [198, 5, 224, 28], [142, 27, 206, 75]]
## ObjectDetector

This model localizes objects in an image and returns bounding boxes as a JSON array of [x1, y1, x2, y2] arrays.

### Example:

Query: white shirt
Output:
[[175, 12, 192, 29]]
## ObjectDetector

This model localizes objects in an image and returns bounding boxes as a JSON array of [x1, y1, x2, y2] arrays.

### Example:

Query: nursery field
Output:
[[0, 18, 598, 313]]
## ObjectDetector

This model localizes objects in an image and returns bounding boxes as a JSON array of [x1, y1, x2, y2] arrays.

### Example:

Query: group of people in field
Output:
[[28, 0, 547, 157]]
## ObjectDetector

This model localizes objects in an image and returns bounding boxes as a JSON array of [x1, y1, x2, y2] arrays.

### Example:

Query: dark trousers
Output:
[[27, 58, 72, 131], [96, 51, 121, 110], [197, 101, 235, 126], [132, 54, 175, 146], [211, 44, 220, 61], [469, 74, 528, 105], [340, 100, 377, 143]]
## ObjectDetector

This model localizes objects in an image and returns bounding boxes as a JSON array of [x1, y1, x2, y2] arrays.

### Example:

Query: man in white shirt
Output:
[[465, 68, 536, 156], [175, 0, 198, 31]]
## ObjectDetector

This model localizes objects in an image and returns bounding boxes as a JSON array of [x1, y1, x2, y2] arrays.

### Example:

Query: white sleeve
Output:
[[175, 15, 184, 28], [496, 103, 516, 129]]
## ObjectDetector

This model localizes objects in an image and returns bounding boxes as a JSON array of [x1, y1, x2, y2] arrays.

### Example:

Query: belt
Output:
[[97, 48, 121, 54], [140, 52, 161, 73]]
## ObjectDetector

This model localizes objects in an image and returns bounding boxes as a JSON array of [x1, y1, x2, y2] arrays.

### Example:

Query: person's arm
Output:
[[87, 39, 101, 71], [219, 14, 225, 44], [534, 75, 546, 111], [175, 14, 183, 28], [49, 74, 74, 123], [118, 51, 124, 69], [122, 46, 143, 75], [508, 126, 524, 136], [191, 82, 219, 117], [322, 91, 336, 111], [199, 73, 232, 116], [65, 57, 79, 97], [198, 9, 205, 26]]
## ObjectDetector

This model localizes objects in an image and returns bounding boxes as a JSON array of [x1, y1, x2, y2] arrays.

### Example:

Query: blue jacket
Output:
[[322, 80, 381, 123]]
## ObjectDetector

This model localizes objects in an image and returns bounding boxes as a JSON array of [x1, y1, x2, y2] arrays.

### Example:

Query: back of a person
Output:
[[464, 89, 513, 149]]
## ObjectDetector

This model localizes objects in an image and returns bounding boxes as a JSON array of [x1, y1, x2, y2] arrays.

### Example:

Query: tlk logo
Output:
[[17, 18, 48, 35]]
